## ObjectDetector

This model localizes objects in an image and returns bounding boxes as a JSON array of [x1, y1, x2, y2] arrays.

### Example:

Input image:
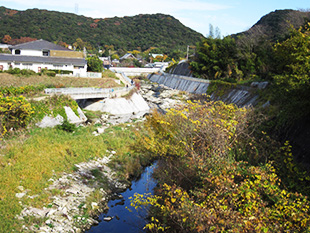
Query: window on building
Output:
[[53, 65, 63, 69], [43, 50, 50, 56], [15, 50, 21, 55], [22, 63, 33, 69]]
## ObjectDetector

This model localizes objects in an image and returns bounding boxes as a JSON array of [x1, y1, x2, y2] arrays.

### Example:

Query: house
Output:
[[99, 56, 111, 69], [150, 53, 164, 58], [0, 39, 87, 76], [119, 53, 136, 61], [111, 59, 120, 67], [0, 44, 10, 50]]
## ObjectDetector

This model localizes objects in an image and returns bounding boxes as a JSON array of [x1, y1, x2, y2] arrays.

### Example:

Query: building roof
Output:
[[0, 54, 86, 66], [151, 53, 163, 58], [120, 53, 136, 60], [10, 39, 71, 51], [0, 44, 10, 49]]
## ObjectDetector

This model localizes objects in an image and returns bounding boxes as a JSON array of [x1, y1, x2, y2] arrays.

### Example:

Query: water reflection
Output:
[[86, 163, 157, 233]]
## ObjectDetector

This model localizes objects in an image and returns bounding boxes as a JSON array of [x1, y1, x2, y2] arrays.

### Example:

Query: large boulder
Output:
[[84, 92, 150, 120], [65, 106, 87, 124], [36, 115, 64, 128], [36, 107, 87, 128]]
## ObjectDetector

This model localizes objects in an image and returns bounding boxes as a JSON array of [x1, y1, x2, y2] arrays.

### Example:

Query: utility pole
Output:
[[186, 45, 189, 60]]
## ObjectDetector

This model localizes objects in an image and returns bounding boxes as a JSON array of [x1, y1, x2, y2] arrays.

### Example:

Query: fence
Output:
[[86, 72, 102, 78], [55, 72, 102, 78], [45, 86, 133, 95]]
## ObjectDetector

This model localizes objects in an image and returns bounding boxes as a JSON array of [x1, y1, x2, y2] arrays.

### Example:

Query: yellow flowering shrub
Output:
[[0, 95, 34, 139], [132, 100, 310, 232]]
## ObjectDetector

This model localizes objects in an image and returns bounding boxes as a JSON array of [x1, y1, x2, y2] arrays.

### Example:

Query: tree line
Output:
[[0, 7, 203, 60]]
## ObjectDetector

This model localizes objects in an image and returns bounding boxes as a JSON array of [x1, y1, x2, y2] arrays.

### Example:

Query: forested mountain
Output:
[[0, 7, 203, 53], [190, 9, 310, 81], [234, 9, 310, 43]]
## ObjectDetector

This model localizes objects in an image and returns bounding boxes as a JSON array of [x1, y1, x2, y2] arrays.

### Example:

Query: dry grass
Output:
[[0, 73, 123, 88]]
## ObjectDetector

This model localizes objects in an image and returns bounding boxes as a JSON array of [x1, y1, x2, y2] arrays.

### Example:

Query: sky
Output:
[[1, 0, 310, 37]]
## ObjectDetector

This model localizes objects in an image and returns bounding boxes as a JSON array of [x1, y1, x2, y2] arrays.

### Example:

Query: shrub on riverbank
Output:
[[0, 95, 34, 139], [1, 94, 80, 139], [131, 100, 310, 232], [0, 85, 46, 97]]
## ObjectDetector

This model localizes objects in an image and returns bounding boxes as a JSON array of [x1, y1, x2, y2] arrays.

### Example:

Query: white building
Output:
[[0, 39, 87, 76], [0, 44, 10, 50]]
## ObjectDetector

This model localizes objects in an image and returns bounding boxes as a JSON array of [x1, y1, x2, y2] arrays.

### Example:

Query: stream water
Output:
[[86, 163, 157, 233]]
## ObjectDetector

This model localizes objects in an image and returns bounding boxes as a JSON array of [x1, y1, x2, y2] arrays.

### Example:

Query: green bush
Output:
[[0, 85, 46, 97], [7, 67, 21, 74], [48, 69, 73, 75], [56, 119, 76, 133], [87, 56, 103, 72], [206, 80, 237, 95], [39, 69, 56, 77], [31, 95, 79, 122], [20, 69, 36, 76], [46, 71, 56, 77], [0, 95, 34, 138], [131, 100, 310, 232]]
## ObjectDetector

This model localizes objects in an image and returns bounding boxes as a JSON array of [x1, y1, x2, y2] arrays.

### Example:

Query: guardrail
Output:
[[45, 87, 130, 94], [55, 72, 102, 78], [120, 72, 133, 85]]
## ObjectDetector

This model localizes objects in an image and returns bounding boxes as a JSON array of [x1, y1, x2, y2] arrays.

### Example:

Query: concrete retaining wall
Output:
[[110, 67, 161, 76], [148, 72, 268, 108], [148, 73, 210, 94]]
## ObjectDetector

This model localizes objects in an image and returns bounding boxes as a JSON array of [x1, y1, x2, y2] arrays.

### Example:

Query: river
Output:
[[86, 163, 157, 233]]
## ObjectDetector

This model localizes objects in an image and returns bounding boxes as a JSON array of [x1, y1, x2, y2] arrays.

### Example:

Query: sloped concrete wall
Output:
[[169, 61, 193, 77], [210, 87, 259, 107], [100, 92, 150, 115], [148, 73, 210, 94], [148, 72, 268, 108]]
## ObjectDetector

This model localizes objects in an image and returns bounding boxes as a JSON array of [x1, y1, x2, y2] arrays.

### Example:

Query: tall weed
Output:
[[131, 100, 310, 232]]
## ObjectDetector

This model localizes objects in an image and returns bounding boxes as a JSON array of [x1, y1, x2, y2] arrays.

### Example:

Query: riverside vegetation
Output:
[[2, 10, 310, 232], [0, 70, 153, 232], [127, 15, 310, 233], [131, 100, 310, 232]]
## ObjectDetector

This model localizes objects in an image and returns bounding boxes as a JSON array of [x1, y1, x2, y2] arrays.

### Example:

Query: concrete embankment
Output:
[[148, 72, 269, 108], [110, 67, 161, 76], [148, 73, 210, 94], [209, 82, 269, 108]]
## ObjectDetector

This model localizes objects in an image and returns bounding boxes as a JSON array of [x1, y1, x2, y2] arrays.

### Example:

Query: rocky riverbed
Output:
[[140, 81, 189, 112], [16, 81, 189, 233], [90, 82, 189, 136], [17, 151, 128, 233]]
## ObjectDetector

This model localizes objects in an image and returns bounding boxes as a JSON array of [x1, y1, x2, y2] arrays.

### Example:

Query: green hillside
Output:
[[0, 7, 203, 53], [233, 9, 310, 43]]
